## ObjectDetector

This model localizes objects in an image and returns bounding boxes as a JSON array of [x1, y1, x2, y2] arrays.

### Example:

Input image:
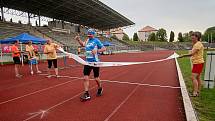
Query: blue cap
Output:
[[87, 29, 96, 35]]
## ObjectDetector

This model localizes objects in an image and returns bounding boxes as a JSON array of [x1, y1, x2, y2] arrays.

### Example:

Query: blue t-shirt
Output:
[[85, 38, 104, 62]]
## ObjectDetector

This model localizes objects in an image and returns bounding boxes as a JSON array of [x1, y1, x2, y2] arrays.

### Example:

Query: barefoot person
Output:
[[11, 40, 22, 78], [26, 41, 41, 75], [44, 39, 59, 78], [179, 32, 204, 97], [75, 29, 106, 101]]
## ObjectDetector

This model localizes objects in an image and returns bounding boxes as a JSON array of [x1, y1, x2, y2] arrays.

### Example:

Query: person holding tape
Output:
[[75, 29, 106, 101], [44, 39, 60, 78], [179, 32, 204, 97]]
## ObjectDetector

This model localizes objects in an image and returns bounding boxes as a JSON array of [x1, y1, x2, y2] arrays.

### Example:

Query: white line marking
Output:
[[104, 84, 139, 121], [104, 71, 154, 121], [0, 78, 79, 105], [175, 59, 198, 121], [23, 69, 129, 120], [102, 80, 181, 89], [0, 78, 47, 91], [49, 75, 181, 89], [23, 86, 97, 121]]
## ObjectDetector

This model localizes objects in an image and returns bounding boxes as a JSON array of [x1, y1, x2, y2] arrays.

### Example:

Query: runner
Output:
[[75, 29, 106, 101], [11, 40, 22, 78], [44, 39, 60, 78], [26, 40, 42, 75], [179, 32, 204, 97]]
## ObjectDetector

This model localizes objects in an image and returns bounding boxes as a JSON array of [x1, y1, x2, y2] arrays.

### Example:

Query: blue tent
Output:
[[102, 41, 113, 46], [0, 33, 47, 44]]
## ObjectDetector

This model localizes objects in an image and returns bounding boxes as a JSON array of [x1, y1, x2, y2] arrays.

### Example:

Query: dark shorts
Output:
[[83, 65, 100, 78], [48, 59, 58, 68], [192, 63, 204, 74], [13, 57, 21, 64]]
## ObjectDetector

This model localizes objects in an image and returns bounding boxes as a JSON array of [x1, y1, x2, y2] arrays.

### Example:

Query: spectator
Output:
[[44, 39, 60, 78], [26, 41, 42, 75], [77, 46, 81, 55], [11, 40, 22, 78]]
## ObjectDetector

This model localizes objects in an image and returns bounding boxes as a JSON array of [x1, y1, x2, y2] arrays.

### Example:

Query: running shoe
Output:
[[37, 71, 42, 74], [46, 75, 52, 78], [96, 87, 103, 97], [80, 92, 91, 101], [16, 74, 23, 78]]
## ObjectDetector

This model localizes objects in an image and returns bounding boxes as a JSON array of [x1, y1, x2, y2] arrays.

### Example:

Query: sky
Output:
[[3, 0, 215, 38], [100, 0, 215, 38]]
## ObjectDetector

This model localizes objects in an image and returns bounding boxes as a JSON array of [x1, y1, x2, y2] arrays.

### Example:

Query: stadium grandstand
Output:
[[0, 0, 135, 57]]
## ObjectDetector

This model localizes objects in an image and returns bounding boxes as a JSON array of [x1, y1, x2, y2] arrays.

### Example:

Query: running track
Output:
[[0, 51, 186, 121]]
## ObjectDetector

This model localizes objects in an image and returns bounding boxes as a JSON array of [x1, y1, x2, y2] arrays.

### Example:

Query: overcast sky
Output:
[[101, 0, 215, 38], [3, 0, 215, 38]]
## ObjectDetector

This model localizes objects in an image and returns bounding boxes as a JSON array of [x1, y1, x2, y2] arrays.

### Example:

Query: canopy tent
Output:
[[102, 41, 114, 46], [0, 33, 47, 44]]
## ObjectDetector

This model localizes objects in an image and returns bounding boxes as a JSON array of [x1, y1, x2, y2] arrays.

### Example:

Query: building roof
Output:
[[111, 28, 124, 34], [138, 26, 157, 32], [0, 0, 134, 30]]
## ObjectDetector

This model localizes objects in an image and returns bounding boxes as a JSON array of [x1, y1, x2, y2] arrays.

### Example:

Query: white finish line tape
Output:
[[58, 48, 179, 67]]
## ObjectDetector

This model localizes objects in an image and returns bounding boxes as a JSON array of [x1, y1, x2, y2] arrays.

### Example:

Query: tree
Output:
[[122, 33, 130, 41], [169, 31, 175, 42], [112, 34, 118, 40], [156, 28, 167, 41], [182, 33, 191, 42], [148, 33, 157, 41], [178, 32, 184, 42], [181, 31, 193, 42], [133, 33, 139, 41], [182, 33, 189, 42], [203, 27, 215, 42]]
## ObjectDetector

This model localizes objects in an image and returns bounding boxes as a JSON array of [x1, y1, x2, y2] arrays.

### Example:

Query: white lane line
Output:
[[104, 71, 154, 121], [102, 80, 181, 89], [50, 75, 181, 89], [23, 86, 97, 121], [0, 78, 79, 105], [0, 78, 48, 92], [175, 59, 198, 121], [104, 84, 139, 121], [23, 69, 130, 120]]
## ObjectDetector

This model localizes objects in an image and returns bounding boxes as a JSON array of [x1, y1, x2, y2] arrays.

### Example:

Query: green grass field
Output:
[[177, 50, 215, 121]]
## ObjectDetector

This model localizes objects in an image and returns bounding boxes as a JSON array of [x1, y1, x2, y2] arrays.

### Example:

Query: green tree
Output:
[[169, 31, 175, 42], [181, 31, 193, 42], [112, 34, 118, 40], [182, 33, 189, 42], [203, 27, 215, 42], [178, 32, 184, 42], [156, 28, 167, 41], [148, 33, 157, 41], [133, 33, 139, 41], [122, 33, 130, 41]]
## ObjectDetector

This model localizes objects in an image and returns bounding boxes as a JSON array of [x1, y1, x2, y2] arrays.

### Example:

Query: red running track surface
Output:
[[0, 50, 186, 121]]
